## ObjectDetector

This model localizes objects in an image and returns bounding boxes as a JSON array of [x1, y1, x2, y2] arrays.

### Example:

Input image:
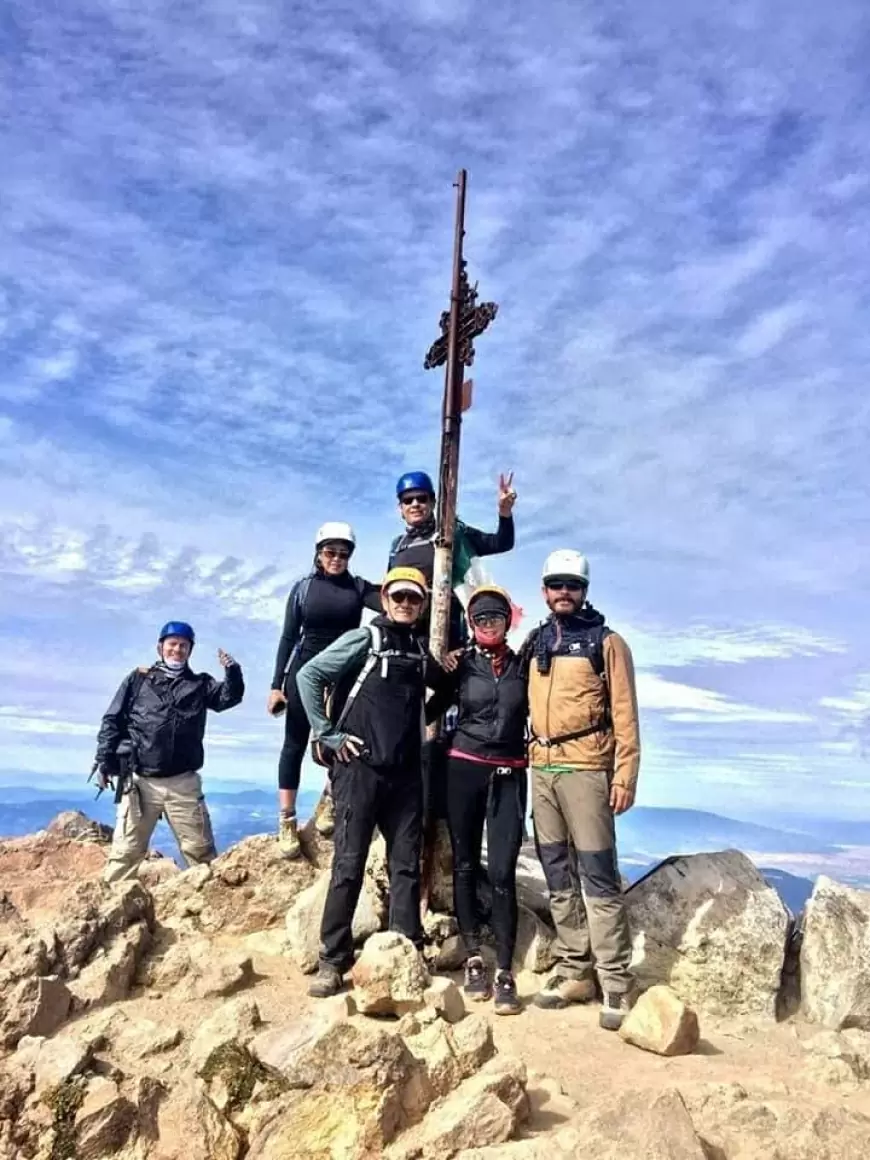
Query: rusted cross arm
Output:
[[423, 301, 499, 370]]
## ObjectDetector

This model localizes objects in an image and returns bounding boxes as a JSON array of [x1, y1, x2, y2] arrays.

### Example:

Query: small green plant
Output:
[[200, 1042, 285, 1113], [43, 1076, 87, 1160]]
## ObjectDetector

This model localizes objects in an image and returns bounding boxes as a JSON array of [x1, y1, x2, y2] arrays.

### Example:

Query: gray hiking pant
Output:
[[532, 767, 634, 994], [104, 772, 217, 885]]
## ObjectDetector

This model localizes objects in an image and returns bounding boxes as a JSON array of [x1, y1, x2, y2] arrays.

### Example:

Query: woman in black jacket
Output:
[[268, 521, 381, 858], [429, 586, 527, 1015]]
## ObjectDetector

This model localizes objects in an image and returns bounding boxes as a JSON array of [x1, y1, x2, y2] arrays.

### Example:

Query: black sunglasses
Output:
[[390, 590, 424, 605], [545, 579, 585, 593], [399, 493, 432, 507], [321, 548, 351, 560]]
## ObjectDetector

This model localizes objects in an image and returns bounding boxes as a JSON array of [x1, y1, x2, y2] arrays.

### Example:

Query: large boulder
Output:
[[152, 836, 318, 935], [285, 868, 386, 974], [801, 876, 870, 1030], [350, 932, 431, 1017], [625, 850, 789, 1018]]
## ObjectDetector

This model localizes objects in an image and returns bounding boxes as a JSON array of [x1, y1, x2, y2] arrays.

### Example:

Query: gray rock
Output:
[[189, 996, 262, 1073], [17, 1031, 92, 1094], [74, 1076, 136, 1159], [285, 868, 385, 974], [625, 850, 789, 1019], [801, 875, 870, 1030]]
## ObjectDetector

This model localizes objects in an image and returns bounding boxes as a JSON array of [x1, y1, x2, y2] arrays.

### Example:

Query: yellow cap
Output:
[[382, 566, 428, 599]]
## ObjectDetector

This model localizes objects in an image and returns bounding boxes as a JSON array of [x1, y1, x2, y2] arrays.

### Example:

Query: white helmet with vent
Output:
[[315, 522, 356, 551], [542, 549, 590, 585]]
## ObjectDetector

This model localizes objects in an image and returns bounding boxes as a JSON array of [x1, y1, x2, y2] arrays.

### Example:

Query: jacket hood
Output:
[[550, 602, 606, 630]]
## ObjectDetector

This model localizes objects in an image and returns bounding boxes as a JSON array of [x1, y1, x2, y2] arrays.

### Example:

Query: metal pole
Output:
[[429, 168, 467, 662]]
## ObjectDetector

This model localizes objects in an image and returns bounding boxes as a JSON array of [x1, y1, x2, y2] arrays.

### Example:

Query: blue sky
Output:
[[1, 0, 869, 820]]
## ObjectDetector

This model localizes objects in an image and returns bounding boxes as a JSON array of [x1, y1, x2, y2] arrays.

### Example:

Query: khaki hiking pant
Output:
[[532, 767, 634, 994], [104, 772, 217, 885]]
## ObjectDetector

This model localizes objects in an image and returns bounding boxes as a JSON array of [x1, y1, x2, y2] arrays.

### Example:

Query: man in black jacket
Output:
[[296, 567, 451, 998], [94, 620, 244, 884], [388, 470, 517, 648]]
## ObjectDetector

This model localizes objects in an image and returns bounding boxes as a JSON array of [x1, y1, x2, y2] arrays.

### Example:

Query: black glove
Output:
[[94, 761, 117, 792]]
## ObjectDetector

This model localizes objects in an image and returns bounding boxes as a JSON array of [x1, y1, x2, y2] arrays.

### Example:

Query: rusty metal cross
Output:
[[424, 261, 498, 371]]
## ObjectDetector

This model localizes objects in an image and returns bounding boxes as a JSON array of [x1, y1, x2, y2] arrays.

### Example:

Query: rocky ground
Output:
[[2, 810, 870, 1159]]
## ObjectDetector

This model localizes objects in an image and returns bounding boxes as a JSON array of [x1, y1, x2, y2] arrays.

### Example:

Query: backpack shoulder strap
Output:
[[517, 625, 541, 674], [590, 625, 612, 683], [334, 625, 380, 731], [294, 573, 314, 617], [388, 534, 403, 569]]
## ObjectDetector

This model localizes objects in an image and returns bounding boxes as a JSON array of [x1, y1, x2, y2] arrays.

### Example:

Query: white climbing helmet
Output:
[[315, 521, 356, 551], [542, 549, 590, 586]]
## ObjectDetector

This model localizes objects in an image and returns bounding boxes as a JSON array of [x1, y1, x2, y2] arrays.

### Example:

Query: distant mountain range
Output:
[[4, 783, 866, 915]]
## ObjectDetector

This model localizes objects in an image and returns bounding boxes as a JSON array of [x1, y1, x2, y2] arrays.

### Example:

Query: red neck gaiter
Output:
[[474, 629, 509, 676]]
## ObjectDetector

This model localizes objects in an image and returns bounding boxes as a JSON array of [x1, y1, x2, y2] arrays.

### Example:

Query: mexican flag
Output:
[[453, 520, 523, 634]]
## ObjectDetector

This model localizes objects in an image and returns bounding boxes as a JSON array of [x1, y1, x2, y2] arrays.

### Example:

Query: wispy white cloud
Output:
[[1, 0, 868, 817], [636, 673, 812, 725]]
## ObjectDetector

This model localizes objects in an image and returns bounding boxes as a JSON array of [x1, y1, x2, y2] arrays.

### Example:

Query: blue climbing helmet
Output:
[[396, 470, 435, 499], [158, 621, 196, 646]]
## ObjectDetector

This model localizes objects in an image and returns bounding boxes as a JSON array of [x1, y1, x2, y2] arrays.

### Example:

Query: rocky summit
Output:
[[2, 813, 870, 1160]]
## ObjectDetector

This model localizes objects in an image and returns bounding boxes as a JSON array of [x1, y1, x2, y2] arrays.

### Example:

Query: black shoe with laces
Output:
[[463, 955, 491, 1001], [493, 970, 521, 1016], [308, 963, 344, 999]]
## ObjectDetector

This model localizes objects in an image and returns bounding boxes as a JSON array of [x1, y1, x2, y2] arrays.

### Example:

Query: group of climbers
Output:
[[92, 467, 642, 1032]]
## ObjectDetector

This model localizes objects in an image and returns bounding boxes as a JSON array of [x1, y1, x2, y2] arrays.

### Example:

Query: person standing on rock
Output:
[[388, 470, 518, 647], [93, 621, 245, 885], [521, 551, 640, 1030], [425, 586, 527, 1016], [295, 566, 453, 998], [267, 522, 383, 860]]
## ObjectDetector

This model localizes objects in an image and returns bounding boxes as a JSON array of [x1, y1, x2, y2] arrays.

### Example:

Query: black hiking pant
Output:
[[319, 756, 424, 970], [445, 756, 527, 971], [278, 656, 310, 793]]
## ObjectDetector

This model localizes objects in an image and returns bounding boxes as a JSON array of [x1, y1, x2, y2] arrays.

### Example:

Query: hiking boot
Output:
[[278, 813, 301, 859], [493, 970, 521, 1016], [463, 955, 491, 1002], [533, 973, 597, 1010], [314, 792, 336, 837], [308, 964, 344, 998], [599, 989, 636, 1031]]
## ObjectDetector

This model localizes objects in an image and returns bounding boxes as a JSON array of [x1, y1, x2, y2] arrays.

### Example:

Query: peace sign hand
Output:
[[498, 471, 517, 517]]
